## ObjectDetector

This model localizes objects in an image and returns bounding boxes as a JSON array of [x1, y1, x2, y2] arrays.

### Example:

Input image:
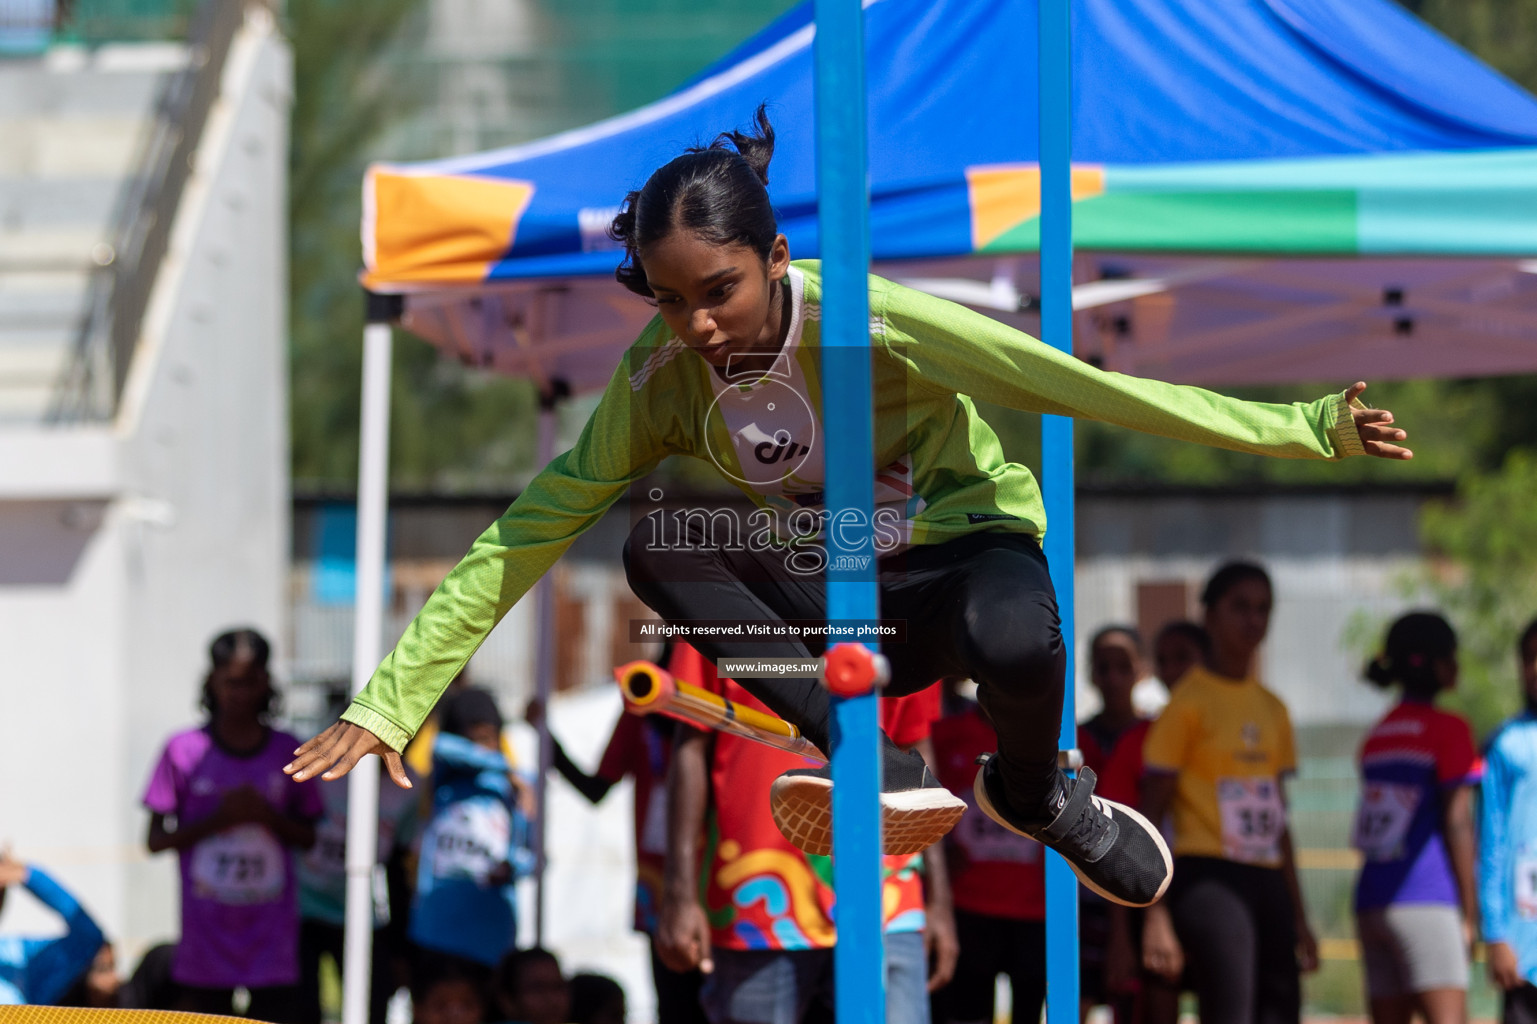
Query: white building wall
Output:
[[0, 14, 291, 961]]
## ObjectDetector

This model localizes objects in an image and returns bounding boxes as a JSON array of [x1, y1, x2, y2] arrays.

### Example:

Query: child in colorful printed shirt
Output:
[[1353, 612, 1480, 1024], [288, 106, 1413, 913], [658, 644, 942, 1024], [409, 687, 532, 968], [1481, 618, 1537, 1024], [142, 628, 323, 1023]]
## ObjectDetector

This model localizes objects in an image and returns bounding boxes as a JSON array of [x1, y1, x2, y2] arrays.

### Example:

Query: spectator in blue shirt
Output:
[[0, 854, 106, 1005], [409, 688, 533, 968], [1480, 618, 1537, 1024]]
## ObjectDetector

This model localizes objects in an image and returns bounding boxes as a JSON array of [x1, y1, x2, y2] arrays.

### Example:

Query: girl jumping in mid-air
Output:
[[287, 107, 1412, 909]]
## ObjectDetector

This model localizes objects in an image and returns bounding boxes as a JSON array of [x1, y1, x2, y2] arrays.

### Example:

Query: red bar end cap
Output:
[[822, 643, 889, 697]]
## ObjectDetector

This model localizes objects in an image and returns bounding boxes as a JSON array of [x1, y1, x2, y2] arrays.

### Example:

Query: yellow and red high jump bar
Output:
[[613, 659, 828, 764]]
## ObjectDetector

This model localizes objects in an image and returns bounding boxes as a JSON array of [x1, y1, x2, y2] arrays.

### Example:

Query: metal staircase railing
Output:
[[48, 0, 266, 422]]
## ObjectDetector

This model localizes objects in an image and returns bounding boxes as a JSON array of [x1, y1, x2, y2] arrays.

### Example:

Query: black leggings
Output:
[[623, 517, 1065, 808], [1505, 984, 1537, 1024], [1168, 857, 1300, 1024], [932, 911, 1045, 1024]]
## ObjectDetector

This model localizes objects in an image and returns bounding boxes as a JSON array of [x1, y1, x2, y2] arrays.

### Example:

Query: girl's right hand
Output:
[[285, 721, 411, 789], [656, 895, 714, 975], [1142, 906, 1184, 981], [1488, 941, 1523, 991]]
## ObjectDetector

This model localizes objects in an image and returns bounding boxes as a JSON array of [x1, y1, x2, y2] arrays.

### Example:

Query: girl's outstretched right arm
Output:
[[289, 341, 673, 786]]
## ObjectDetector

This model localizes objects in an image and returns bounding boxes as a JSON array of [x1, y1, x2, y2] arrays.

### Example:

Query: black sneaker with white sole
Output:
[[973, 754, 1172, 907], [770, 745, 966, 857]]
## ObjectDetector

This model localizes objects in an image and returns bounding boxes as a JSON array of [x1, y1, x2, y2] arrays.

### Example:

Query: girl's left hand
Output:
[[1296, 921, 1320, 974], [1347, 382, 1413, 460], [285, 721, 412, 788]]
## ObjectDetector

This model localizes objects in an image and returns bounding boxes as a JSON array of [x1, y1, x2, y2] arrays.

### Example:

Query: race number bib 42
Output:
[[1515, 851, 1537, 920], [1351, 781, 1421, 862], [428, 802, 511, 883], [1217, 776, 1285, 864], [191, 824, 286, 905]]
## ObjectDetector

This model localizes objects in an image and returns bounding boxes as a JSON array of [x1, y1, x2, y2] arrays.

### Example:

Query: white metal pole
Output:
[[531, 398, 557, 945], [342, 320, 393, 1024]]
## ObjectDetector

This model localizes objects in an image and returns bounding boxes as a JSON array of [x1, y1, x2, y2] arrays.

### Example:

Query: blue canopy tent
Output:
[[338, 1, 1537, 1019], [363, 0, 1537, 388]]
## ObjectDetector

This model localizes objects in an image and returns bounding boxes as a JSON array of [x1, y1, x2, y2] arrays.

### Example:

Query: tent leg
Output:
[[532, 395, 558, 947], [342, 315, 394, 1024], [1039, 2, 1081, 1023]]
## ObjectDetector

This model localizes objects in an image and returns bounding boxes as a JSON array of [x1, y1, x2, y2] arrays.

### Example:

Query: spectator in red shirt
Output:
[[930, 682, 1047, 1024], [1078, 627, 1147, 1024], [1100, 621, 1209, 1024]]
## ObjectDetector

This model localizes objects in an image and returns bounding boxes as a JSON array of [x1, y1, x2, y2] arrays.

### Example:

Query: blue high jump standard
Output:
[[1040, 2, 1083, 1024], [813, 0, 885, 1020]]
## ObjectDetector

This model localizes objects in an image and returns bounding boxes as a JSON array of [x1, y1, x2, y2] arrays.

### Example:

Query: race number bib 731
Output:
[[191, 824, 286, 905], [1351, 782, 1421, 862], [1217, 776, 1285, 864]]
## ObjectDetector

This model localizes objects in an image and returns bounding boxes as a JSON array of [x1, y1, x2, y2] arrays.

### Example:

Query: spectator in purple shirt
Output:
[[142, 628, 322, 1022]]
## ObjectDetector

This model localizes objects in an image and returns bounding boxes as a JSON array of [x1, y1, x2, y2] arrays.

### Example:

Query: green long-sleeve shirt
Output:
[[342, 261, 1363, 749]]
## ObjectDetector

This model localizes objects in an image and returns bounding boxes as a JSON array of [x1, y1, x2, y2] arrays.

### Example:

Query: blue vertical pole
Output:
[[1040, 1, 1081, 1023], [813, 0, 884, 1021]]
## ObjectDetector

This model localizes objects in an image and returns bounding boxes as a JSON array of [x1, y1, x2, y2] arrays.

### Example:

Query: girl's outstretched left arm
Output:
[[876, 278, 1411, 462]]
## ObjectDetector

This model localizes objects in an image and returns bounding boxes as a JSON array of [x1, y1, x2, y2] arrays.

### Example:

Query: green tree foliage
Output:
[[1403, 0, 1537, 95], [287, 0, 798, 491], [1395, 0, 1537, 737], [1418, 451, 1537, 738], [286, 0, 551, 492]]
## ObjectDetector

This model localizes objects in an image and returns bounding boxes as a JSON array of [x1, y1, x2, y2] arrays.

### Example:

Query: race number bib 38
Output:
[[428, 802, 511, 883], [191, 824, 286, 905], [1217, 776, 1285, 864], [1351, 781, 1421, 862]]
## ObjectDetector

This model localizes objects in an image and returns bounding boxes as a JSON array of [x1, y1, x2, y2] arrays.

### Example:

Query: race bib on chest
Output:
[[191, 824, 287, 905], [1351, 781, 1421, 862], [304, 816, 348, 878], [953, 795, 1042, 865], [1515, 851, 1537, 920], [428, 802, 511, 883], [1217, 776, 1285, 864]]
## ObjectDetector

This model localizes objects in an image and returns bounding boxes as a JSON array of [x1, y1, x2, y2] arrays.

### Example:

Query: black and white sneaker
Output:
[[974, 754, 1172, 907], [770, 746, 966, 857]]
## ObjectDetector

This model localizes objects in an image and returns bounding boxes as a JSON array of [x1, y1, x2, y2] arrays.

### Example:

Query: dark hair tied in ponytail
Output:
[[1363, 611, 1456, 699], [609, 104, 779, 297]]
